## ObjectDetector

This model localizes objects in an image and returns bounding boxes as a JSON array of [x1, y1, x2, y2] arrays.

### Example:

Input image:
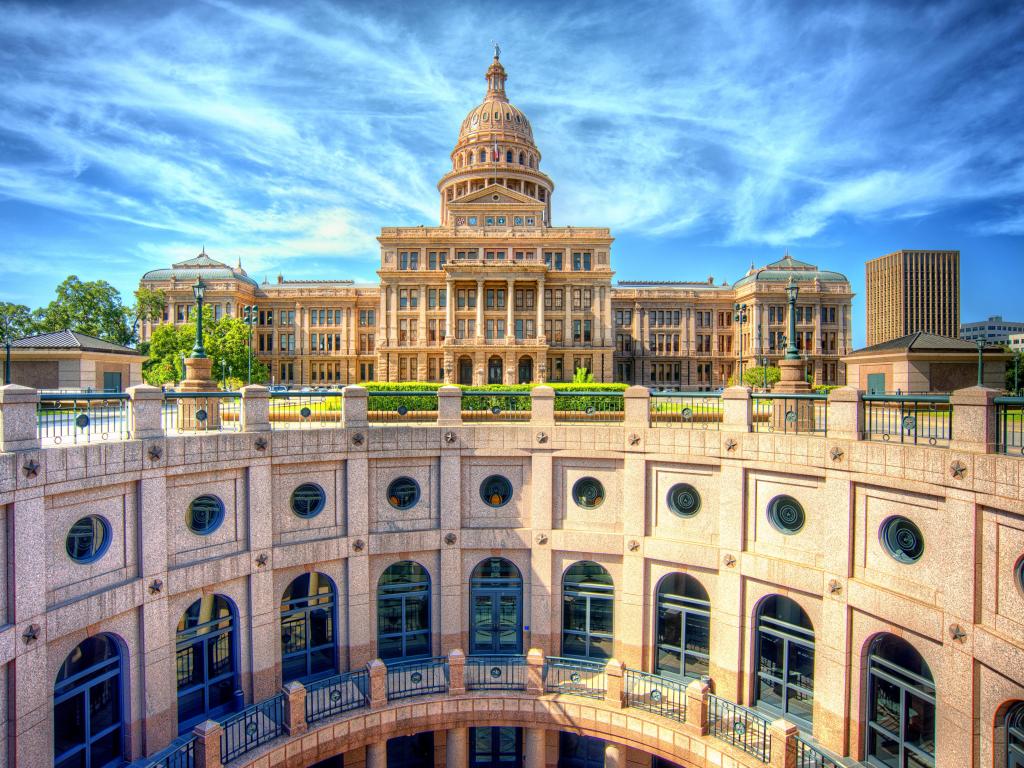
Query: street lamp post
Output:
[[976, 339, 985, 387], [191, 278, 207, 358], [760, 355, 769, 391], [0, 315, 12, 385], [733, 303, 747, 385], [785, 278, 800, 360], [242, 305, 258, 385]]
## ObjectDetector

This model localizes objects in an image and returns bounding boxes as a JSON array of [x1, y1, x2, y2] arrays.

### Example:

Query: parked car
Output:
[[268, 385, 288, 393]]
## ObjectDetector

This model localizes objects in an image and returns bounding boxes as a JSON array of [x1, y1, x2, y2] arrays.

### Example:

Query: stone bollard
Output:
[[768, 719, 799, 768], [0, 384, 40, 452], [437, 385, 463, 426], [604, 658, 624, 708], [240, 385, 271, 432], [826, 386, 863, 441], [684, 677, 712, 736], [721, 386, 752, 432], [192, 719, 223, 768], [950, 386, 999, 454], [343, 385, 369, 429], [282, 680, 307, 737], [530, 386, 555, 426], [525, 648, 545, 695], [126, 384, 164, 439], [368, 658, 387, 708], [623, 386, 650, 427], [448, 648, 466, 695]]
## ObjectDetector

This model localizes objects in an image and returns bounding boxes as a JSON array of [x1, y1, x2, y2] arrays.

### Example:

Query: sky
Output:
[[0, 0, 1022, 348]]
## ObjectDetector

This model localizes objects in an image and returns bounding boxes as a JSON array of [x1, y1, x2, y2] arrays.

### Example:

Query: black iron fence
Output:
[[269, 391, 344, 429], [384, 657, 449, 700], [649, 392, 722, 429], [461, 391, 532, 422], [543, 656, 607, 698], [862, 394, 952, 446], [219, 693, 285, 763], [623, 668, 687, 722], [465, 655, 527, 690], [134, 736, 195, 768], [553, 392, 624, 424], [36, 393, 130, 444], [752, 394, 828, 435], [796, 735, 842, 768], [305, 669, 370, 723], [367, 391, 439, 423], [707, 694, 771, 762], [995, 396, 1024, 455], [162, 392, 242, 435]]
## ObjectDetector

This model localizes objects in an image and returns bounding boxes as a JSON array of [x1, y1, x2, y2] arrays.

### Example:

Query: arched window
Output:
[[1008, 703, 1024, 768], [506, 150, 513, 163], [865, 635, 935, 767], [755, 595, 814, 727], [655, 573, 710, 681], [562, 561, 613, 660], [378, 561, 431, 660], [176, 594, 239, 732], [467, 152, 473, 165], [470, 558, 523, 654], [518, 152, 525, 165], [281, 573, 337, 683], [479, 150, 487, 162], [54, 635, 123, 768]]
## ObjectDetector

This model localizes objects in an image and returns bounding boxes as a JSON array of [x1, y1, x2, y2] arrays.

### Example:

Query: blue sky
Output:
[[0, 0, 1022, 348]]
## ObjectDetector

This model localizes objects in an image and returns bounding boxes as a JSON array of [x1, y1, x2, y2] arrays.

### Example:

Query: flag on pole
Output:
[[493, 140, 499, 162]]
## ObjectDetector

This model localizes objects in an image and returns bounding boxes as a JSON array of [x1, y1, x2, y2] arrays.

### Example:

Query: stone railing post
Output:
[[368, 658, 387, 708], [950, 386, 999, 453], [448, 648, 466, 695], [623, 386, 650, 427], [768, 719, 798, 768], [604, 658, 624, 708], [721, 386, 752, 432], [0, 384, 40, 452], [684, 677, 711, 736], [343, 385, 369, 429], [531, 386, 555, 426], [191, 719, 223, 768], [826, 386, 863, 441], [525, 648, 545, 695], [282, 680, 307, 737], [240, 385, 270, 433], [437, 385, 463, 426], [126, 384, 164, 439]]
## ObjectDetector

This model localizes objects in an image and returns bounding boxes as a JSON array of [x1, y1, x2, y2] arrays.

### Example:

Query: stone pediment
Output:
[[448, 184, 541, 210]]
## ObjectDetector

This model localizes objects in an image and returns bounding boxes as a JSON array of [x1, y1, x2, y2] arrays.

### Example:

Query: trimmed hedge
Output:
[[359, 381, 627, 413]]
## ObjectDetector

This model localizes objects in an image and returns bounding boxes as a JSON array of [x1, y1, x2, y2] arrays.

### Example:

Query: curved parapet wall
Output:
[[0, 384, 1022, 768]]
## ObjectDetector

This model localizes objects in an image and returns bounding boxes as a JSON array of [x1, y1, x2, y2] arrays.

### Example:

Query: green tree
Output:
[[0, 302, 35, 340], [1006, 350, 1024, 394], [143, 306, 267, 387], [572, 366, 595, 384], [743, 365, 781, 389], [129, 287, 167, 341], [34, 276, 133, 345]]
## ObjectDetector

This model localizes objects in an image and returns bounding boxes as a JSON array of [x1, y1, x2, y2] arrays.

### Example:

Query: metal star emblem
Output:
[[254, 437, 268, 451], [629, 433, 641, 446], [444, 532, 457, 545], [149, 579, 163, 595], [950, 460, 967, 479], [22, 459, 39, 478], [723, 554, 737, 567], [724, 438, 737, 452], [351, 433, 364, 446], [536, 431, 548, 444], [352, 538, 365, 552], [148, 445, 162, 461], [628, 539, 640, 552], [444, 431, 457, 444], [535, 533, 549, 545], [828, 579, 842, 595], [830, 447, 844, 461], [22, 624, 39, 644], [255, 553, 268, 567], [949, 624, 967, 642]]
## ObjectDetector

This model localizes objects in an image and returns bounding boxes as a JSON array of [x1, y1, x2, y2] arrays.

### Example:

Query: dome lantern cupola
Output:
[[485, 46, 508, 102]]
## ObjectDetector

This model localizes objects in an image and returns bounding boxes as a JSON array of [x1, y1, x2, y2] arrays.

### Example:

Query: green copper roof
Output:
[[732, 254, 849, 288]]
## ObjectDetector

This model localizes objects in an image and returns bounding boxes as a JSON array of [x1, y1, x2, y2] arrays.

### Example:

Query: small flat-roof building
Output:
[[842, 331, 1009, 393], [7, 330, 145, 391]]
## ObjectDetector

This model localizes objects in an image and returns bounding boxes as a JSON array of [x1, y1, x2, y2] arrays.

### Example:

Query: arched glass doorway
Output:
[[470, 557, 523, 654], [281, 572, 337, 684], [562, 561, 614, 660], [865, 634, 935, 768], [54, 635, 124, 768], [1008, 703, 1024, 768], [377, 561, 431, 660], [655, 573, 710, 681], [488, 356, 504, 384], [176, 594, 239, 732], [755, 595, 814, 727], [517, 356, 533, 384]]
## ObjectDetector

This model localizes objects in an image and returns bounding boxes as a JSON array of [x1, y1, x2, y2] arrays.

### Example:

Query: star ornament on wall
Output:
[[148, 445, 162, 461], [949, 624, 967, 642], [444, 431, 457, 444], [830, 446, 844, 461], [629, 433, 641, 446], [148, 579, 163, 594], [724, 438, 737, 452], [22, 624, 40, 644], [255, 553, 269, 567], [22, 458, 39, 478], [254, 437, 268, 450], [950, 460, 967, 479]]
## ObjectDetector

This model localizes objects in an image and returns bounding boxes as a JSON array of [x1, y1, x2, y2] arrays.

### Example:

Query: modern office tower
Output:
[[865, 250, 960, 346]]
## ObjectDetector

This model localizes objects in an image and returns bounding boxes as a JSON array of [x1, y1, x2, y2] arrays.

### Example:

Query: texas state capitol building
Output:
[[139, 53, 854, 389]]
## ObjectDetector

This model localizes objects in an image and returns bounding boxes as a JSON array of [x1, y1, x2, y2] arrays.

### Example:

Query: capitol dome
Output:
[[455, 52, 535, 145]]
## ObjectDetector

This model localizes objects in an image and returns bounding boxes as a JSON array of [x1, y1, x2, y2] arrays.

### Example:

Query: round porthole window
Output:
[[387, 477, 420, 510], [572, 477, 605, 509], [291, 483, 326, 518], [766, 495, 805, 535], [880, 516, 924, 564], [1016, 557, 1024, 595], [187, 495, 224, 535], [480, 475, 513, 508], [65, 515, 111, 563], [667, 483, 701, 517]]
